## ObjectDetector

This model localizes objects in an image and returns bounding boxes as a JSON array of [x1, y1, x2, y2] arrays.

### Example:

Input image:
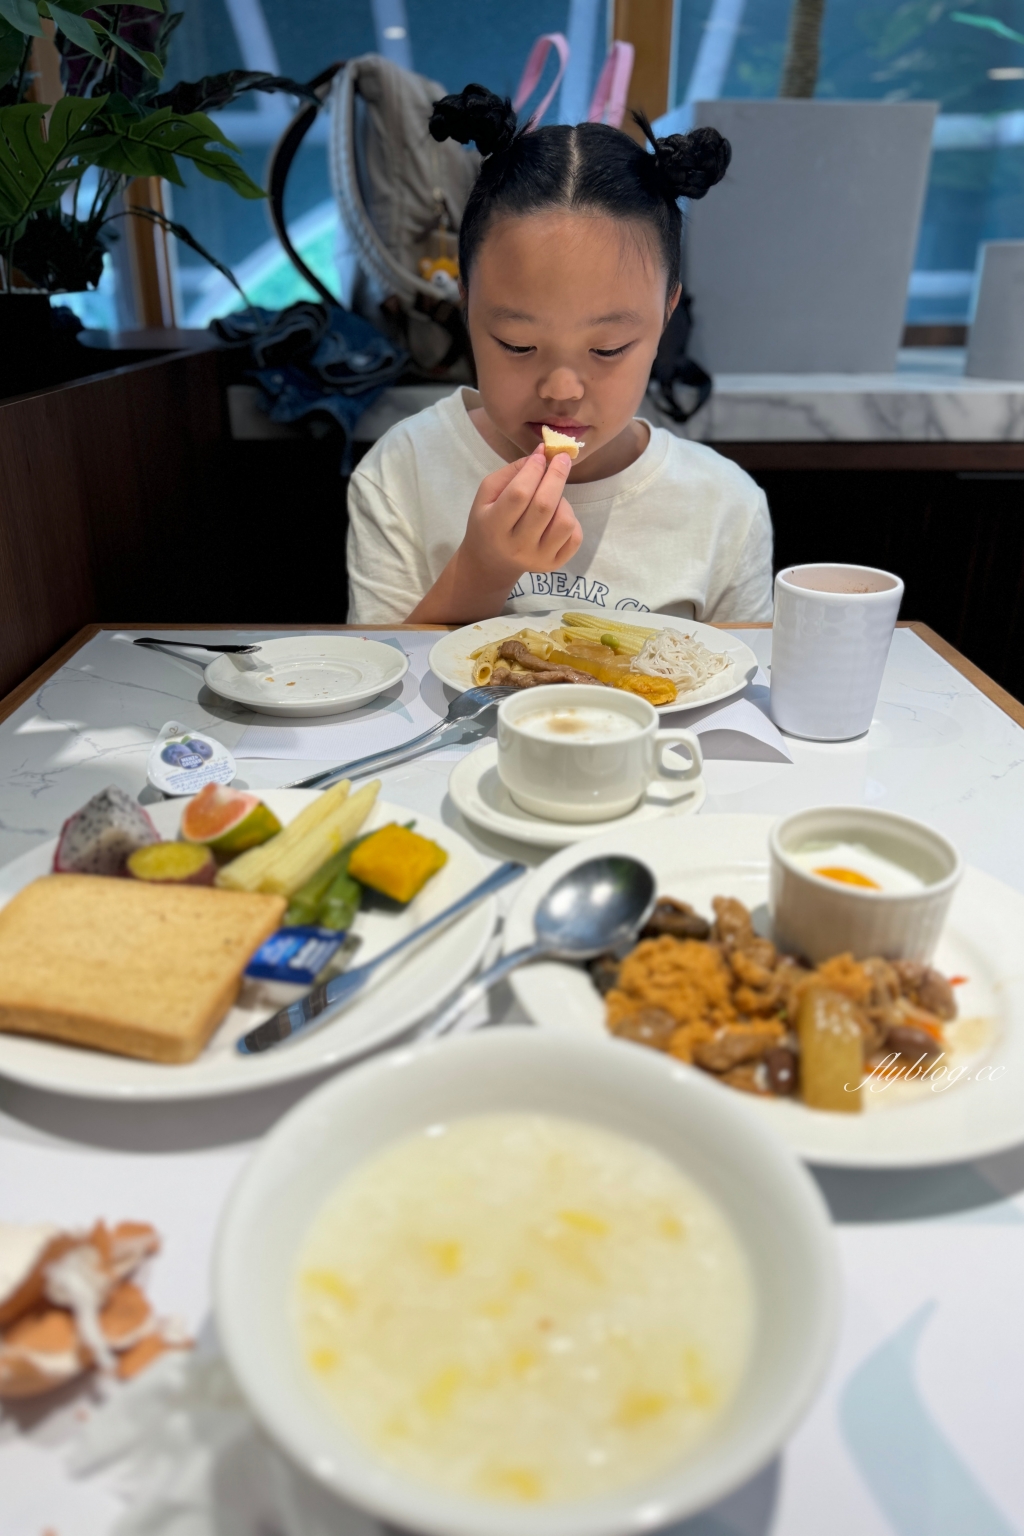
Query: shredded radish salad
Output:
[[632, 629, 731, 693]]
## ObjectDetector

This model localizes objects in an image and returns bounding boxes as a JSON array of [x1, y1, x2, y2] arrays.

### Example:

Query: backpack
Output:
[[328, 53, 482, 378]]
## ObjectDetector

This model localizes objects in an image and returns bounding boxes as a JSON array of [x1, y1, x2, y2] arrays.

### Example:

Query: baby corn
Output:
[[560, 612, 660, 657], [217, 779, 360, 893], [259, 781, 381, 897]]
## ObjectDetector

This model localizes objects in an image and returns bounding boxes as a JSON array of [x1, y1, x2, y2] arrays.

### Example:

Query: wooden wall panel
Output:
[[0, 351, 224, 700]]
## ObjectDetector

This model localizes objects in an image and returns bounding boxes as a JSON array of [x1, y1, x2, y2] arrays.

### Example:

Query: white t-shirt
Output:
[[347, 388, 773, 624]]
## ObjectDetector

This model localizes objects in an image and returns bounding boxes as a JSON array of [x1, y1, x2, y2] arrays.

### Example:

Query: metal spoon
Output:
[[419, 854, 657, 1040], [287, 684, 519, 790]]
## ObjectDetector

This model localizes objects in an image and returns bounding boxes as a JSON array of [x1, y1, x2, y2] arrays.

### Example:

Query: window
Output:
[[666, 0, 1024, 323], [68, 2, 1024, 331]]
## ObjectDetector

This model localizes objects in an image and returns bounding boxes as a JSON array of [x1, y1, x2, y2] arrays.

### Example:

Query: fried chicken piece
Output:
[[892, 961, 957, 1021], [729, 945, 782, 1016], [640, 897, 711, 943], [711, 896, 756, 951], [610, 1006, 678, 1050], [720, 1061, 774, 1096], [588, 953, 621, 996], [666, 1020, 716, 1064], [692, 1021, 785, 1073]]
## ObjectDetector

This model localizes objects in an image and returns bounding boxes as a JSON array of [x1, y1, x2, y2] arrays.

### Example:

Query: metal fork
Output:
[[287, 685, 519, 790]]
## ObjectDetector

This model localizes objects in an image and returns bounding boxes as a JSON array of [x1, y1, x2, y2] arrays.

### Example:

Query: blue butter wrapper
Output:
[[245, 926, 347, 985]]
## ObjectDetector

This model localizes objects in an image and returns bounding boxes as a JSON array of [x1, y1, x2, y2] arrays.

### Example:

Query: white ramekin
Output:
[[769, 805, 962, 964], [215, 1029, 839, 1536]]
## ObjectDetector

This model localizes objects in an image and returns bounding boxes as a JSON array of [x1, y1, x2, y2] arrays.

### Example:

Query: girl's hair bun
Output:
[[429, 84, 518, 158], [635, 113, 732, 201]]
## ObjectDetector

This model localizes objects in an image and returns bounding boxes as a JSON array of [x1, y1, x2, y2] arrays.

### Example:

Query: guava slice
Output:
[[179, 784, 282, 856]]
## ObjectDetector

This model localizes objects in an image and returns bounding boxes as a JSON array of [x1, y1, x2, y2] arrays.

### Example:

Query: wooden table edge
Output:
[[2, 619, 1022, 731]]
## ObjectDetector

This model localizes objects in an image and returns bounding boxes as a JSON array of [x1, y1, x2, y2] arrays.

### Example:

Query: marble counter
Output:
[[339, 349, 1024, 447]]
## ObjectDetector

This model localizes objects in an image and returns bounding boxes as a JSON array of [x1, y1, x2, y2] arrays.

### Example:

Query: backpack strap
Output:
[[587, 41, 634, 128], [513, 33, 570, 129], [267, 63, 344, 306]]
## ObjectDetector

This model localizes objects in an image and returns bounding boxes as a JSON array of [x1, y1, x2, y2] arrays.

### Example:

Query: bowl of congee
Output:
[[215, 1029, 838, 1536]]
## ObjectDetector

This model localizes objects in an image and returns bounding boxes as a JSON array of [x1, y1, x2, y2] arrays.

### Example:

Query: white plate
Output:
[[0, 791, 495, 1102], [428, 612, 758, 714], [448, 740, 706, 849], [503, 815, 1024, 1168], [204, 636, 408, 716]]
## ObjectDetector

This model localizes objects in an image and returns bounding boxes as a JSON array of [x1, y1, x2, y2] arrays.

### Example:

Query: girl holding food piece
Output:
[[346, 86, 773, 627]]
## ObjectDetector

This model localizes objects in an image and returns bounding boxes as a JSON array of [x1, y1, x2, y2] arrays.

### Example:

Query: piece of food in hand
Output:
[[217, 780, 380, 898], [348, 823, 448, 904], [53, 786, 159, 877], [541, 423, 582, 460], [796, 987, 864, 1113], [180, 784, 282, 857], [0, 1219, 186, 1398], [0, 876, 284, 1062], [127, 842, 216, 886]]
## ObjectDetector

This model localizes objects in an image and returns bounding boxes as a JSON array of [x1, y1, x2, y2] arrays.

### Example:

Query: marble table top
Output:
[[2, 625, 1023, 1536]]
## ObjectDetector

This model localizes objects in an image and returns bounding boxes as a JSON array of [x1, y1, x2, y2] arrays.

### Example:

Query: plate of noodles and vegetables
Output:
[[428, 611, 758, 713], [504, 816, 1024, 1168]]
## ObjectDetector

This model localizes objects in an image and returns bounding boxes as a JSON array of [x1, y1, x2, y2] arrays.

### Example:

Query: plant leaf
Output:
[[110, 200, 249, 303], [117, 108, 264, 196], [0, 0, 42, 38], [950, 12, 1024, 46], [0, 19, 28, 88], [0, 96, 102, 226], [96, 21, 163, 78], [48, 3, 106, 59], [153, 68, 319, 116]]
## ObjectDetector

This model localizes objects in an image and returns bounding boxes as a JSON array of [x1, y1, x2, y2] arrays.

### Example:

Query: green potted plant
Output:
[[0, 1, 312, 394]]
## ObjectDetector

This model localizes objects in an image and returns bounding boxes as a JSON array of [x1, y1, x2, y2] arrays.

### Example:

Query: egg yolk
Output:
[[813, 866, 881, 889]]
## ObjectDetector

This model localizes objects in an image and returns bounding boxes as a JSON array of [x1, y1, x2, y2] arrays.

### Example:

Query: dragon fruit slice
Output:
[[53, 786, 160, 877]]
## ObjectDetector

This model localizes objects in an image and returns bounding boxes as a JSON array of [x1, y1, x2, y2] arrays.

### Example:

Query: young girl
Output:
[[346, 86, 772, 626]]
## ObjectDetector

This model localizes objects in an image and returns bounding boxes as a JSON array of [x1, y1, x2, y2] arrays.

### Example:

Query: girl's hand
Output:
[[406, 445, 583, 623], [464, 444, 582, 585]]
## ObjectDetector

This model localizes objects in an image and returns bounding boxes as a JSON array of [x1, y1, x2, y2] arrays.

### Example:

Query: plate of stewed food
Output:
[[428, 610, 759, 713], [504, 809, 1024, 1168]]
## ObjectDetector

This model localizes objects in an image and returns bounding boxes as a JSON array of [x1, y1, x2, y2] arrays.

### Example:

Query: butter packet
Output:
[[147, 721, 236, 797], [245, 926, 347, 985]]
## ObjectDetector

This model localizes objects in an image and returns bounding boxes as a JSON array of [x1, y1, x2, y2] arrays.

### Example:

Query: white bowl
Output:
[[215, 1029, 839, 1536], [769, 804, 962, 964]]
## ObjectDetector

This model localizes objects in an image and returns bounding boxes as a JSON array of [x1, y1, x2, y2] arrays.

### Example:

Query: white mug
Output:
[[769, 563, 904, 741], [496, 684, 703, 823]]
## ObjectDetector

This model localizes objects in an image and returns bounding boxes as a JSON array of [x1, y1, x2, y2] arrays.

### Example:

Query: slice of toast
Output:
[[541, 424, 582, 461], [0, 875, 285, 1064]]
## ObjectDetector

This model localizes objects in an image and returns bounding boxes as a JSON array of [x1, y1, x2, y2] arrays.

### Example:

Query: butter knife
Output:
[[237, 860, 526, 1054]]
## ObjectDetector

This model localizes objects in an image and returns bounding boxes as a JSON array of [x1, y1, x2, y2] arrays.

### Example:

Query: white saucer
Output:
[[447, 741, 706, 848], [204, 636, 408, 717]]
